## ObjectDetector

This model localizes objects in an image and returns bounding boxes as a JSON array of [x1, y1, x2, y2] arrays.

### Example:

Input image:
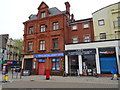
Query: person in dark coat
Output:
[[111, 66, 119, 80]]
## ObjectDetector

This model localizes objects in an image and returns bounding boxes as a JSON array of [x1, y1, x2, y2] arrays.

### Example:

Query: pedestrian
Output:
[[111, 66, 119, 80]]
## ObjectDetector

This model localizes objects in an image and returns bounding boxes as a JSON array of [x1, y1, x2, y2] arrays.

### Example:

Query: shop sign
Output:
[[65, 49, 96, 55], [34, 53, 64, 58], [38, 59, 45, 63], [99, 47, 116, 55]]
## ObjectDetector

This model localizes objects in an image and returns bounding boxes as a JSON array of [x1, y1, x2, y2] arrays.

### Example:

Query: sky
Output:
[[0, 0, 119, 39]]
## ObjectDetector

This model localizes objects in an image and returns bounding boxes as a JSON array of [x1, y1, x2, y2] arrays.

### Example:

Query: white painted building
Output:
[[65, 40, 120, 75]]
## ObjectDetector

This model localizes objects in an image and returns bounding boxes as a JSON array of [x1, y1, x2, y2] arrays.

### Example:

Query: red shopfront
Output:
[[33, 53, 64, 75]]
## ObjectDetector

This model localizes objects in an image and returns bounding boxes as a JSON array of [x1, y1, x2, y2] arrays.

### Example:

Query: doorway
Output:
[[68, 55, 79, 76], [38, 63, 45, 75], [24, 59, 32, 70]]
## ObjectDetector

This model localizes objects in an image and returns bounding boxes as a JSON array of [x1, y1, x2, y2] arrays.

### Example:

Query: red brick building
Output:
[[22, 1, 94, 75], [67, 18, 94, 44]]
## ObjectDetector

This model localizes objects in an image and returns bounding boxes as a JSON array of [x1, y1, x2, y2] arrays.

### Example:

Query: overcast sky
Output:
[[0, 0, 119, 39]]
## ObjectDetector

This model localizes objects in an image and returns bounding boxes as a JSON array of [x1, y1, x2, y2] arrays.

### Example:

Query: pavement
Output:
[[8, 75, 119, 84], [0, 71, 119, 88]]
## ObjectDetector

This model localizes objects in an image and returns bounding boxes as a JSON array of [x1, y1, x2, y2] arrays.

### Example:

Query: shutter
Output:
[[100, 57, 118, 73]]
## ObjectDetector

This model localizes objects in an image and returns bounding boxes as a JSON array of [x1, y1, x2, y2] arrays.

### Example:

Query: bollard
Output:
[[4, 73, 9, 82], [46, 69, 50, 80]]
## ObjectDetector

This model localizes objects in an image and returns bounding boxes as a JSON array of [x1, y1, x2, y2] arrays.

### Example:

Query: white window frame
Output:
[[40, 25, 46, 32], [72, 37, 78, 43], [40, 40, 45, 50], [72, 25, 77, 30], [83, 35, 90, 42], [53, 22, 59, 30], [41, 12, 46, 18], [83, 24, 89, 29]]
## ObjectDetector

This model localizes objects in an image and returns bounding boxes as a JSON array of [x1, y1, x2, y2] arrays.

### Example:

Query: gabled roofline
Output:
[[38, 1, 49, 10]]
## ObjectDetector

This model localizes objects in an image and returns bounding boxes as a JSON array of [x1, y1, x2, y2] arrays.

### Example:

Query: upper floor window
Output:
[[28, 42, 33, 51], [72, 25, 77, 30], [100, 33, 106, 39], [83, 24, 89, 29], [40, 40, 45, 50], [83, 35, 90, 42], [113, 17, 120, 29], [40, 25, 46, 32], [28, 26, 34, 34], [72, 37, 78, 43], [53, 38, 58, 49], [53, 22, 59, 30], [98, 19, 105, 26], [41, 12, 46, 18]]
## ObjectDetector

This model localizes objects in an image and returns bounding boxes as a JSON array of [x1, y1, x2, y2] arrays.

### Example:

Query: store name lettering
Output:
[[65, 49, 96, 55]]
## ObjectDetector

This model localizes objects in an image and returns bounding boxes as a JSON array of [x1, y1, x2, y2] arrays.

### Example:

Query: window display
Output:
[[82, 54, 96, 76], [52, 58, 60, 70]]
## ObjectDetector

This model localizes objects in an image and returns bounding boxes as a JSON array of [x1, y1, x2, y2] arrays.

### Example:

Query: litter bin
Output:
[[23, 70, 30, 76], [46, 69, 50, 80]]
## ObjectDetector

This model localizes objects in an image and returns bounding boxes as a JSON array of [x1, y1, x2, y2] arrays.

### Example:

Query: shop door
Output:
[[68, 55, 79, 76], [25, 59, 32, 70], [38, 63, 45, 75]]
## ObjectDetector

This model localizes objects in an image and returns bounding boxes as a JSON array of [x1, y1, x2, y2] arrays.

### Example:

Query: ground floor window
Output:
[[82, 54, 96, 76], [68, 55, 79, 75], [52, 58, 60, 70]]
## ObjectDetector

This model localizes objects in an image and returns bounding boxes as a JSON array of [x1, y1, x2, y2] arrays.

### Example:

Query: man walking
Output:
[[111, 66, 119, 80]]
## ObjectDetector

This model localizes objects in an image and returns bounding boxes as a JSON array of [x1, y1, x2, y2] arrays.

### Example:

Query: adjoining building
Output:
[[22, 2, 94, 75], [92, 2, 120, 41], [0, 34, 9, 70], [4, 38, 22, 70], [65, 40, 120, 76], [67, 18, 94, 44]]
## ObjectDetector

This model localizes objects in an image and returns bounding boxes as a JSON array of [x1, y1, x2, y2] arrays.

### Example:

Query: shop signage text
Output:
[[65, 49, 96, 55], [34, 53, 64, 58]]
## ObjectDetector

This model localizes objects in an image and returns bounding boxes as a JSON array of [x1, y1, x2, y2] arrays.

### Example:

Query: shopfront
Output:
[[98, 47, 118, 74], [65, 40, 120, 76], [33, 53, 64, 75], [65, 49, 96, 76]]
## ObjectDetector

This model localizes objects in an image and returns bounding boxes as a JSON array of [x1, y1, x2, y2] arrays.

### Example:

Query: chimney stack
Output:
[[65, 2, 70, 14], [71, 14, 75, 22]]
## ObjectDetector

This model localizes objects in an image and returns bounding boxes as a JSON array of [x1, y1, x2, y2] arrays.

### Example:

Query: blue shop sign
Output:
[[34, 53, 64, 58], [38, 59, 45, 63]]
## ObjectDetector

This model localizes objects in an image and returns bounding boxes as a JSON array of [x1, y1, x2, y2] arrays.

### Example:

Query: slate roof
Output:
[[48, 7, 64, 16], [28, 7, 66, 21], [28, 14, 37, 21]]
